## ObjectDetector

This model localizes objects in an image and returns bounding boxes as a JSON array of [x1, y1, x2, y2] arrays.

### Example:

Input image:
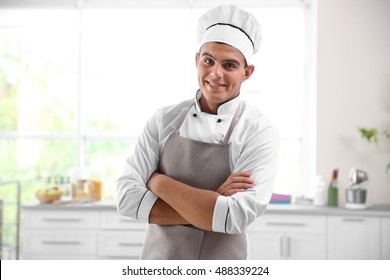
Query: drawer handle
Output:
[[286, 236, 291, 258], [280, 237, 283, 258], [42, 241, 81, 245], [117, 242, 141, 247], [42, 218, 82, 222], [266, 222, 306, 227], [342, 218, 364, 222], [119, 219, 133, 223]]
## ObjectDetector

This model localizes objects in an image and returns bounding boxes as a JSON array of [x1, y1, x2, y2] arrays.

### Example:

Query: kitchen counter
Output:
[[22, 199, 118, 210], [265, 203, 390, 217], [22, 200, 390, 217]]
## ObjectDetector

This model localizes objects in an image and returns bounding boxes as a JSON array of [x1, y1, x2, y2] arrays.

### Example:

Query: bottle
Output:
[[327, 168, 339, 207], [61, 176, 72, 200], [314, 175, 326, 206]]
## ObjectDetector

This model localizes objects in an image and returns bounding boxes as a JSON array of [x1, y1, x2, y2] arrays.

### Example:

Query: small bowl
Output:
[[345, 189, 367, 204], [35, 191, 63, 204]]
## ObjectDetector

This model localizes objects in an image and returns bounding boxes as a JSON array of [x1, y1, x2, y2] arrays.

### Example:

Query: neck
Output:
[[199, 98, 218, 114]]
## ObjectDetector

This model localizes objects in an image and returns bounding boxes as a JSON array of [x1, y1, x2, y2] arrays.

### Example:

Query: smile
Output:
[[207, 81, 226, 87]]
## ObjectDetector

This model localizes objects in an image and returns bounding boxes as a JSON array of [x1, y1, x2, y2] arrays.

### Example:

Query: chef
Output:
[[117, 5, 279, 260]]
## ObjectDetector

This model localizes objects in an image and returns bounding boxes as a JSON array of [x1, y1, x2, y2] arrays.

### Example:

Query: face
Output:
[[195, 42, 254, 114]]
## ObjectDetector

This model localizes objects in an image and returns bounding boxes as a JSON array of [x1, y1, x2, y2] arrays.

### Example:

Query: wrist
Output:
[[147, 172, 166, 194]]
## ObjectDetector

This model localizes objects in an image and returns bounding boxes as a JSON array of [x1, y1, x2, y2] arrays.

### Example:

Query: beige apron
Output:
[[140, 102, 247, 260]]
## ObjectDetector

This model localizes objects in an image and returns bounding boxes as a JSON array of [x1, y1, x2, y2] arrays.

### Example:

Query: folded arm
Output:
[[147, 172, 253, 231], [147, 124, 280, 234]]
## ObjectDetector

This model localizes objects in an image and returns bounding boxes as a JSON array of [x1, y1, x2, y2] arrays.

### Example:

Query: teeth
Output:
[[209, 82, 224, 87]]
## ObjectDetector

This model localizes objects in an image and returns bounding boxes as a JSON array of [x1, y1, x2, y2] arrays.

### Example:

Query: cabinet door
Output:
[[100, 211, 147, 230], [381, 218, 390, 260], [22, 229, 97, 259], [327, 216, 380, 259], [248, 214, 326, 260], [98, 231, 145, 259], [23, 209, 99, 229], [287, 233, 326, 260], [248, 232, 326, 260], [247, 232, 284, 260]]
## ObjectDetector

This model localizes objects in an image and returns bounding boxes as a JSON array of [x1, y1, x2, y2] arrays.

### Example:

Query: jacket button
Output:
[[217, 119, 222, 123], [193, 113, 197, 117]]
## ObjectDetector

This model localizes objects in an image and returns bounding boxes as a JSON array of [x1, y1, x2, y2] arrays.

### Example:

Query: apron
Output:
[[140, 101, 247, 260]]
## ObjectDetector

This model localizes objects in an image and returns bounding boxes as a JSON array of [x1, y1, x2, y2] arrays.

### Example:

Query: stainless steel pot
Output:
[[345, 189, 367, 204]]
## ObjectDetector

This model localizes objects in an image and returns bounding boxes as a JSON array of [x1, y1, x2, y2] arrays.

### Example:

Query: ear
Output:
[[242, 65, 255, 82], [195, 52, 200, 66]]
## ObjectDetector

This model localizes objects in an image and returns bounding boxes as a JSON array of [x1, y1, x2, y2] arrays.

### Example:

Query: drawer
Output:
[[100, 210, 147, 231], [97, 230, 145, 258], [22, 210, 99, 229], [248, 214, 326, 234], [22, 229, 97, 256]]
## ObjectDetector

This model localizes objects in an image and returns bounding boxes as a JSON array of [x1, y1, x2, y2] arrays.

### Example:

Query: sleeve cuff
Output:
[[212, 195, 229, 233], [137, 190, 158, 223]]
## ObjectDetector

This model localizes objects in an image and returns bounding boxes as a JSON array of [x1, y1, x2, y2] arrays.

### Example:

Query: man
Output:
[[117, 5, 279, 259]]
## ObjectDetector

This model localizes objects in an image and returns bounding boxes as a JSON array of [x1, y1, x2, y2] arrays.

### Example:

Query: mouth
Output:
[[206, 81, 226, 89]]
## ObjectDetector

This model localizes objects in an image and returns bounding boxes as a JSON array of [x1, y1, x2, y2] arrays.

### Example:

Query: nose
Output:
[[210, 63, 223, 79]]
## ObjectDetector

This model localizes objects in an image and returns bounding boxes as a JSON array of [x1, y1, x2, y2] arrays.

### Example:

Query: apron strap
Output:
[[174, 100, 242, 144], [223, 102, 241, 144], [173, 101, 196, 134]]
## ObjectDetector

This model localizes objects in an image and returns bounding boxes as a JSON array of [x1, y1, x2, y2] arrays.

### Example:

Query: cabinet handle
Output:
[[280, 237, 284, 258], [42, 218, 82, 222], [42, 241, 81, 245], [286, 237, 291, 258], [117, 242, 141, 247], [119, 219, 133, 223], [342, 218, 364, 222], [266, 222, 305, 227]]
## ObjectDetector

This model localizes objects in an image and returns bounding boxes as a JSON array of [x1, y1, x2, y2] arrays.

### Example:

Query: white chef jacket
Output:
[[117, 91, 279, 234]]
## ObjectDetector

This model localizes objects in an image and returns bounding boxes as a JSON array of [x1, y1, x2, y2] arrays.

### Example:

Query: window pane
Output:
[[85, 139, 137, 199], [0, 139, 77, 198], [83, 9, 194, 136], [273, 139, 303, 195], [243, 7, 305, 137], [0, 10, 79, 133]]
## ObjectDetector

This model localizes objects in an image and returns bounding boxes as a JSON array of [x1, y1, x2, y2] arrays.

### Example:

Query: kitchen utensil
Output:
[[345, 168, 371, 209]]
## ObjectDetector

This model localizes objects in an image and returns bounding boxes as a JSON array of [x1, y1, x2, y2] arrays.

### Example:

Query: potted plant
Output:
[[358, 127, 390, 173]]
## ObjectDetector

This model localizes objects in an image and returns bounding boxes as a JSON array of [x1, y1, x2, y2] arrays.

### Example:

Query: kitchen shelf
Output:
[[0, 181, 21, 260]]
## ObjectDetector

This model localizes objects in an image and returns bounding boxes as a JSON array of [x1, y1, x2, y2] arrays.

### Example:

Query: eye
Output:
[[203, 57, 214, 65], [223, 63, 238, 70]]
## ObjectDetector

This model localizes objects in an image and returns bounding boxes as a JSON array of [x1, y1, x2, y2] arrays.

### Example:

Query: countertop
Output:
[[265, 203, 390, 217], [22, 200, 390, 217]]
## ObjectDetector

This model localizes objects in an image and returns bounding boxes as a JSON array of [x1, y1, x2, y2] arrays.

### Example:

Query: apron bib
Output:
[[140, 102, 247, 260]]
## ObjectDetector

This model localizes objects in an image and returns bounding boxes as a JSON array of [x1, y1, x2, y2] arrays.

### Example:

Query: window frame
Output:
[[0, 0, 317, 197]]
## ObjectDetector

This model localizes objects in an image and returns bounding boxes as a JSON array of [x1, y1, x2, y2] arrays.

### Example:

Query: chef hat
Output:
[[197, 5, 261, 64]]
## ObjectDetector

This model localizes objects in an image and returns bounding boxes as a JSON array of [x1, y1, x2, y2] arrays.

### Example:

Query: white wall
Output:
[[317, 0, 390, 204]]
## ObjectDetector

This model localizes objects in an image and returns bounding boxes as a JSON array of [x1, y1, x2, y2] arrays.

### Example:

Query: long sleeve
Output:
[[116, 100, 192, 222], [116, 111, 160, 222], [212, 117, 280, 234]]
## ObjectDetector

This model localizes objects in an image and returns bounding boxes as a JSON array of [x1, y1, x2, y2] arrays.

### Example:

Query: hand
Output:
[[217, 172, 254, 196]]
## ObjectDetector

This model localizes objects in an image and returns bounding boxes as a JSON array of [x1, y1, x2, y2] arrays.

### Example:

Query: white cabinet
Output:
[[327, 216, 380, 259], [381, 218, 390, 259], [22, 210, 99, 259], [247, 214, 326, 259], [98, 210, 146, 259], [248, 232, 284, 259], [22, 204, 390, 260], [21, 207, 146, 260]]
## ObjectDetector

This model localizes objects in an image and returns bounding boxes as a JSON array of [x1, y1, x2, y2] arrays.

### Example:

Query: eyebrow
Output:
[[201, 52, 241, 66]]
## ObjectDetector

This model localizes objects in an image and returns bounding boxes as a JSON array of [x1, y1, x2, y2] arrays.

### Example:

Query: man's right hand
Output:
[[217, 172, 254, 196]]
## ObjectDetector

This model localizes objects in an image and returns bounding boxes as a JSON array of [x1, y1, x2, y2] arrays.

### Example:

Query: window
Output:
[[0, 1, 315, 202]]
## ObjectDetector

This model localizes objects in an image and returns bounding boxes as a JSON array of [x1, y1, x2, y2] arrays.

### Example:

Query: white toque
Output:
[[197, 5, 262, 63]]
